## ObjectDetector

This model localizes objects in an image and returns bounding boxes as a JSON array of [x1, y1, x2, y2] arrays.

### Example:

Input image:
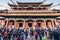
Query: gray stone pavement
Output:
[[0, 35, 54, 40], [24, 36, 54, 40], [0, 35, 55, 40]]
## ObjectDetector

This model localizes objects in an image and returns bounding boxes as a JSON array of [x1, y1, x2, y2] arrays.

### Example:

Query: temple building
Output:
[[0, 1, 60, 29]]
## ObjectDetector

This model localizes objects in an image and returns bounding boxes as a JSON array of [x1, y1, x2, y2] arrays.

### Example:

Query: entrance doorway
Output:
[[16, 20, 24, 28], [37, 23, 41, 27], [26, 20, 34, 28], [28, 23, 32, 27], [36, 20, 45, 28], [19, 23, 23, 27], [8, 20, 14, 28], [8, 20, 14, 25]]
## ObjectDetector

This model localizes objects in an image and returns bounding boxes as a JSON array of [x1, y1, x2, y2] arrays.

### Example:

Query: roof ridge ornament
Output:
[[10, 0, 15, 4]]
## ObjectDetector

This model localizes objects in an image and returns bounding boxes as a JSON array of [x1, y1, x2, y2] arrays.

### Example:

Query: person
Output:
[[30, 28, 34, 36], [8, 28, 13, 40], [3, 31, 8, 40], [35, 31, 38, 40], [7, 26, 13, 40], [39, 29, 42, 40], [12, 28, 17, 40], [56, 26, 60, 40], [48, 28, 53, 40], [0, 28, 2, 40], [21, 32, 24, 40], [53, 28, 59, 40], [35, 27, 40, 35], [17, 28, 21, 40], [25, 29, 28, 39]]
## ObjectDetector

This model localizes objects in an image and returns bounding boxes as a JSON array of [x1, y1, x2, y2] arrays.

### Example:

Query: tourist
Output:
[[35, 31, 38, 40], [39, 29, 42, 40], [0, 28, 2, 40], [21, 32, 24, 40], [12, 28, 17, 40], [53, 28, 59, 40], [30, 28, 34, 37], [25, 29, 28, 39], [3, 31, 8, 40], [7, 26, 13, 40], [17, 28, 21, 40]]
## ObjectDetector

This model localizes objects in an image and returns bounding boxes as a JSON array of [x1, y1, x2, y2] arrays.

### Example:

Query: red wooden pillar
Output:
[[52, 20, 55, 28], [5, 20, 8, 28], [32, 22, 35, 29], [23, 20, 25, 28], [44, 20, 46, 28], [17, 22, 19, 29], [0, 20, 2, 26], [14, 20, 16, 28], [15, 21, 19, 29], [26, 22, 28, 28], [53, 20, 56, 28]]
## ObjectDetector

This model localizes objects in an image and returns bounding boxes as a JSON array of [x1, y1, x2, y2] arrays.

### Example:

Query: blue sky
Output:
[[0, 0, 60, 9]]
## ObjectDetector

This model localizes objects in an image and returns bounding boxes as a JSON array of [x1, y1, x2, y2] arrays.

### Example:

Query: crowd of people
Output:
[[0, 25, 60, 40]]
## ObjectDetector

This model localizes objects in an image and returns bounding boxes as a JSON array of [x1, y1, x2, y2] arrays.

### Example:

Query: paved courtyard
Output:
[[0, 36, 54, 40]]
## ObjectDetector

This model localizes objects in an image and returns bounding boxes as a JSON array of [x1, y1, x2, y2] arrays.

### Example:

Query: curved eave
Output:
[[0, 13, 60, 17], [41, 3, 53, 7], [53, 9, 60, 11], [56, 17, 60, 18], [17, 1, 43, 4], [56, 17, 60, 20], [8, 3, 17, 7]]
